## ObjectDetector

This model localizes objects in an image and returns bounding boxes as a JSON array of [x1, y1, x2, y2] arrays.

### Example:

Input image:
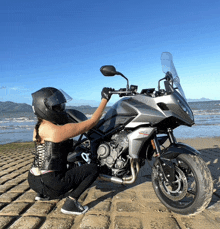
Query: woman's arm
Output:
[[45, 99, 108, 143]]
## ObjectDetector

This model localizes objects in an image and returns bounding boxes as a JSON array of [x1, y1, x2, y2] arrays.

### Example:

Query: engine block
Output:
[[97, 130, 130, 176]]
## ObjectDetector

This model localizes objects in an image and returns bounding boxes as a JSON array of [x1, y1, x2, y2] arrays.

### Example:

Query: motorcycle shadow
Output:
[[84, 164, 153, 209], [85, 147, 220, 210]]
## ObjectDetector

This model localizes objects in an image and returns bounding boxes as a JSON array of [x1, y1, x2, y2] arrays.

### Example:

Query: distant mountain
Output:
[[187, 98, 214, 102], [67, 105, 111, 114], [0, 101, 32, 112], [0, 101, 110, 114], [67, 105, 98, 114]]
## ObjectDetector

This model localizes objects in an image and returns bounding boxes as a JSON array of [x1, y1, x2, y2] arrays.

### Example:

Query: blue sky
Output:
[[1, 0, 220, 106]]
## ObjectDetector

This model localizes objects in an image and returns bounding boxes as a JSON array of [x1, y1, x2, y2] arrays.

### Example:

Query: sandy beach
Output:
[[0, 138, 219, 228]]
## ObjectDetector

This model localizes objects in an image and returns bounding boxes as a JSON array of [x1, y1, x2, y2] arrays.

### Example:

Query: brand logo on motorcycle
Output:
[[139, 132, 149, 136]]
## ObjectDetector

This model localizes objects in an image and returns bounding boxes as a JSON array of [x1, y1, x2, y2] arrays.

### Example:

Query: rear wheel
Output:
[[151, 154, 213, 215]]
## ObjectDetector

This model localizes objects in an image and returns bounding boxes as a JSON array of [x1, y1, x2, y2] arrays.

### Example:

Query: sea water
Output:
[[174, 100, 220, 139], [0, 101, 220, 144]]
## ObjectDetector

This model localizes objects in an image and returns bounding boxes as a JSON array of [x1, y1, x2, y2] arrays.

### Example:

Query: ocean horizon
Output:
[[0, 100, 220, 144]]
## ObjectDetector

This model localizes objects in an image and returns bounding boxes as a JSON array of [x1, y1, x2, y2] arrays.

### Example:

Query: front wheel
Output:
[[151, 154, 213, 215]]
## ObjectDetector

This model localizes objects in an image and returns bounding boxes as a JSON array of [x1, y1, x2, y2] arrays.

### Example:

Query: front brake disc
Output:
[[159, 166, 188, 201]]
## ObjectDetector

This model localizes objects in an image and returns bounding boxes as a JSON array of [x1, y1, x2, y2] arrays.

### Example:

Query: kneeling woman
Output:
[[28, 87, 112, 215]]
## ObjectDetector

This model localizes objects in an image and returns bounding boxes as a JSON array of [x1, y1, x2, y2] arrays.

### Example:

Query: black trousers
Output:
[[28, 163, 99, 200]]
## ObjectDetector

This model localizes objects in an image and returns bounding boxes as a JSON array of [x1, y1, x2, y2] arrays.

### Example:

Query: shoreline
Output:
[[0, 136, 220, 147]]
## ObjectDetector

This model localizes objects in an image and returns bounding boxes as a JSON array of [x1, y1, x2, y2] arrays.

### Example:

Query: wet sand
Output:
[[0, 138, 219, 228]]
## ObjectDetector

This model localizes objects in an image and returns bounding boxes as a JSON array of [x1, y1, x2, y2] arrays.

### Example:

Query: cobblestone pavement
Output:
[[0, 139, 219, 229]]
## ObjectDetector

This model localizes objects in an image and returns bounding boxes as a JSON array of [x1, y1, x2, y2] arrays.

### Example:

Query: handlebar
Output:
[[110, 90, 131, 94], [109, 85, 138, 96]]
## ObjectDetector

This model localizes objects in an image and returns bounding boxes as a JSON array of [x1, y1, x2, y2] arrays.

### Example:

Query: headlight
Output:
[[177, 100, 194, 120]]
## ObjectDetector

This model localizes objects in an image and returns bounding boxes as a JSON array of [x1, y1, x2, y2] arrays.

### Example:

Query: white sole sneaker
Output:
[[61, 205, 89, 215]]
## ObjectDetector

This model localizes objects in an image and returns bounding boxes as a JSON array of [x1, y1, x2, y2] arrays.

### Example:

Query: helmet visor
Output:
[[45, 89, 72, 109]]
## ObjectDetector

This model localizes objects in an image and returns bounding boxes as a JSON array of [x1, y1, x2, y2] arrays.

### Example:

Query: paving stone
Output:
[[17, 171, 29, 178], [179, 213, 220, 229], [86, 188, 115, 201], [146, 217, 180, 229], [89, 201, 111, 212], [80, 215, 110, 229], [17, 167, 30, 174], [208, 200, 220, 214], [41, 217, 74, 229], [3, 179, 23, 186], [0, 141, 219, 228], [8, 184, 30, 193], [138, 201, 170, 213], [141, 191, 160, 202], [114, 190, 136, 201], [133, 182, 155, 192], [114, 216, 142, 229], [3, 167, 20, 173], [15, 191, 36, 203], [78, 189, 89, 203], [24, 202, 56, 217], [0, 192, 21, 202], [0, 176, 14, 184], [8, 216, 43, 229], [47, 199, 77, 219], [19, 179, 29, 186], [1, 162, 18, 169], [0, 216, 15, 228], [95, 181, 123, 190], [215, 217, 220, 223], [116, 202, 140, 212], [5, 177, 26, 186], [0, 203, 6, 211], [0, 184, 14, 193], [0, 202, 30, 216], [0, 170, 10, 177]]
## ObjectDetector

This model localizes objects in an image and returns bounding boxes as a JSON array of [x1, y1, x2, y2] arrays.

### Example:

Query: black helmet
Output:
[[31, 87, 72, 125]]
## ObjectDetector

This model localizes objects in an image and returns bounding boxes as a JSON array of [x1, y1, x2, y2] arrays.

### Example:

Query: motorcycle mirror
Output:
[[100, 65, 117, 76]]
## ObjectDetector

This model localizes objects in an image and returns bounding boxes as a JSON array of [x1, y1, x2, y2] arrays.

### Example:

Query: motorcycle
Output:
[[66, 52, 213, 215]]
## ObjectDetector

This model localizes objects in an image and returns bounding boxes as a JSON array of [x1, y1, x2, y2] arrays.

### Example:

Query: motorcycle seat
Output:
[[66, 109, 88, 123]]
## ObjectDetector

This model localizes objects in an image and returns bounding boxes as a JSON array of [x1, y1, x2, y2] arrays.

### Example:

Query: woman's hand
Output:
[[101, 87, 113, 101]]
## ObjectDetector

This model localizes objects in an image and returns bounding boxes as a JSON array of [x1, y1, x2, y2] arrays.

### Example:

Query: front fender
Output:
[[161, 142, 200, 160]]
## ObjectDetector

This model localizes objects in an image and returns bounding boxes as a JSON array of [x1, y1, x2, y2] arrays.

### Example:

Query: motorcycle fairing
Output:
[[128, 127, 156, 158], [125, 92, 194, 130]]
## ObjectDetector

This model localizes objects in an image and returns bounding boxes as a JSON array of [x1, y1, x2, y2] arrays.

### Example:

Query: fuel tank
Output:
[[96, 95, 165, 133]]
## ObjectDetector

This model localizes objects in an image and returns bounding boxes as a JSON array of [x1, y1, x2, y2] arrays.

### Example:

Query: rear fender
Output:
[[161, 142, 200, 160]]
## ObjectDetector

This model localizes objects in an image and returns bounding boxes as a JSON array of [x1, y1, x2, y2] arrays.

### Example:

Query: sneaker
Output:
[[35, 193, 50, 201], [61, 197, 89, 215]]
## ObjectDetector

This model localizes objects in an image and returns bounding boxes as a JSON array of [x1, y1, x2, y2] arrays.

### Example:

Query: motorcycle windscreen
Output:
[[161, 52, 186, 100]]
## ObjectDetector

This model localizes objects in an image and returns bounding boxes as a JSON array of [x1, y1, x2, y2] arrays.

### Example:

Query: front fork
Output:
[[151, 129, 177, 184]]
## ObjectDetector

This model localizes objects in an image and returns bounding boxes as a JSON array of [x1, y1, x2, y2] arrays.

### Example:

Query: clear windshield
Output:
[[161, 52, 186, 100]]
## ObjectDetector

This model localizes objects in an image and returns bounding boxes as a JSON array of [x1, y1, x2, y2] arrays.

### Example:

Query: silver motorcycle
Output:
[[67, 52, 213, 215]]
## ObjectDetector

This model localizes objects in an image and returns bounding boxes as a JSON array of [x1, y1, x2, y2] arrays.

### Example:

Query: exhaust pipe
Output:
[[99, 174, 123, 184], [99, 158, 140, 185]]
